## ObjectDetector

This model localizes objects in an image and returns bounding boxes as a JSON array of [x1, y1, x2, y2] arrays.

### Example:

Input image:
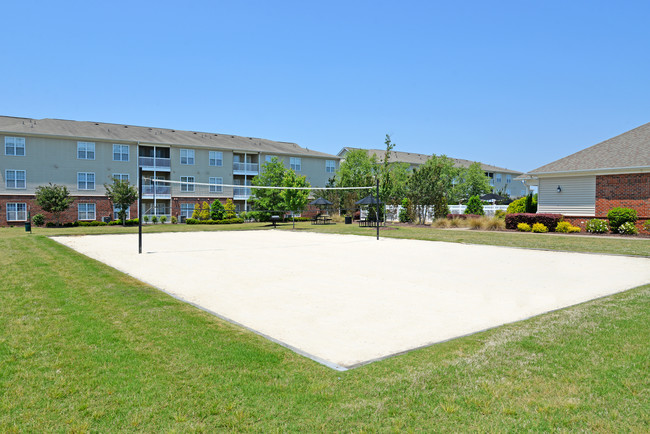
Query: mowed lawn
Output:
[[1, 224, 649, 431]]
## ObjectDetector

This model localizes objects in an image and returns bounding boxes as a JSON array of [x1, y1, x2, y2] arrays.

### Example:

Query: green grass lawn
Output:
[[1, 224, 649, 431]]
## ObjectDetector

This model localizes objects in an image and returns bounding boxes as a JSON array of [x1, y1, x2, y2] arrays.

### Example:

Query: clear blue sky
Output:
[[3, 1, 650, 172]]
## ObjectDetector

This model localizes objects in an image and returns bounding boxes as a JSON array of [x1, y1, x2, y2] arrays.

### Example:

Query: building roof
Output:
[[338, 147, 523, 175], [0, 116, 338, 159], [529, 122, 650, 175]]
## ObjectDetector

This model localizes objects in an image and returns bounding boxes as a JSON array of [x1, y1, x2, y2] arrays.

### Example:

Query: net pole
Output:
[[138, 167, 142, 254], [376, 178, 380, 241]]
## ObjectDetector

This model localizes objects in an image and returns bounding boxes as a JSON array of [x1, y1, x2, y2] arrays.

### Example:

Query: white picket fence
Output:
[[363, 204, 509, 223]]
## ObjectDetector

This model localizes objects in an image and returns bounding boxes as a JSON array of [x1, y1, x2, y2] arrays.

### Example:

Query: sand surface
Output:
[[52, 230, 650, 369]]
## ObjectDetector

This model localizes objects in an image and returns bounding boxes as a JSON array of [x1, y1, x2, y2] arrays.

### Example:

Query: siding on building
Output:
[[538, 176, 596, 216]]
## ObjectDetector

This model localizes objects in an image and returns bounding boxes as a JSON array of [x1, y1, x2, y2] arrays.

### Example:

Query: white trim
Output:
[[5, 136, 25, 156], [77, 141, 95, 160], [78, 203, 96, 221], [180, 176, 195, 192], [5, 169, 26, 189], [112, 173, 130, 182], [209, 151, 223, 167], [6, 202, 27, 221], [77, 172, 96, 190], [209, 176, 224, 193], [180, 148, 195, 165], [112, 144, 129, 161], [528, 165, 650, 177]]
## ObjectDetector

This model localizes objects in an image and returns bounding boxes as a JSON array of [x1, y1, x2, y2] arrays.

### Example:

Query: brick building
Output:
[[522, 123, 650, 233]]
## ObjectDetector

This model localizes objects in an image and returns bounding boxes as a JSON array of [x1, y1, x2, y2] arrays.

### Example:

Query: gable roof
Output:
[[0, 116, 339, 159], [338, 147, 523, 175], [529, 122, 650, 174]]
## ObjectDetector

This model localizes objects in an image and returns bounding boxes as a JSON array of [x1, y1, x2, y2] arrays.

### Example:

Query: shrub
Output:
[[618, 221, 638, 235], [32, 214, 45, 226], [432, 218, 451, 228], [224, 199, 236, 219], [446, 213, 483, 220], [524, 193, 537, 213], [171, 216, 178, 224], [185, 218, 244, 225], [159, 215, 167, 224], [486, 217, 505, 231], [505, 213, 562, 231], [399, 198, 414, 223], [494, 209, 506, 219], [200, 201, 211, 221], [468, 217, 486, 230], [643, 220, 650, 232], [585, 219, 609, 234], [517, 223, 531, 232], [151, 215, 158, 224], [449, 218, 462, 228], [77, 221, 107, 227], [607, 207, 638, 232], [531, 223, 548, 233], [464, 195, 485, 216], [143, 215, 150, 223], [555, 221, 581, 233], [506, 197, 526, 214]]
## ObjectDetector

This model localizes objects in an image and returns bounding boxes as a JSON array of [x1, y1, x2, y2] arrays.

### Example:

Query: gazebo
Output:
[[355, 194, 384, 225]]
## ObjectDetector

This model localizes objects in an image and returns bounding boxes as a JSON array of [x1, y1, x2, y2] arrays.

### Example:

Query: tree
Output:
[[210, 199, 226, 220], [251, 157, 288, 220], [35, 183, 75, 226], [224, 199, 236, 219], [335, 149, 377, 216], [281, 170, 311, 229], [464, 195, 485, 215], [456, 162, 492, 201], [104, 178, 138, 226], [407, 155, 457, 223]]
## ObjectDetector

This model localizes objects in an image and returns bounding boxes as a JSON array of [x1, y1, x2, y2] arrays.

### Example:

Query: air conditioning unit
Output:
[[180, 215, 186, 223], [102, 216, 111, 223]]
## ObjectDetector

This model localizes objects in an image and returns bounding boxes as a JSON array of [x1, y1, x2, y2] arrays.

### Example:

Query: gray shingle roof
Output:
[[0, 116, 339, 159], [339, 147, 523, 175], [529, 122, 650, 174]]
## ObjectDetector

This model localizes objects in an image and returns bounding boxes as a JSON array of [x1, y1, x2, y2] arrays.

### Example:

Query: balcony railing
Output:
[[142, 185, 171, 195], [139, 156, 171, 170], [233, 187, 252, 198], [233, 162, 259, 173]]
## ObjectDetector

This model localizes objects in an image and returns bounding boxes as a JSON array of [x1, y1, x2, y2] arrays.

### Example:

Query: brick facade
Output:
[[595, 173, 650, 217], [0, 195, 130, 226]]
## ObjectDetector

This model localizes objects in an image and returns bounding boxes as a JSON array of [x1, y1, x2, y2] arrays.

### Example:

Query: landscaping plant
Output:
[[585, 219, 609, 234], [607, 207, 638, 232], [517, 222, 532, 232], [32, 213, 45, 226], [532, 223, 548, 233], [159, 215, 167, 224], [555, 221, 581, 233], [464, 195, 485, 216], [618, 221, 638, 235]]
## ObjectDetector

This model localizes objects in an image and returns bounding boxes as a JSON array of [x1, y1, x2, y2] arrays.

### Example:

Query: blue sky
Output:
[[3, 1, 650, 172]]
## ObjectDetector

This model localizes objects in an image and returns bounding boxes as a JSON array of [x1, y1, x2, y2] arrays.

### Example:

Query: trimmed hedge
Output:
[[607, 207, 637, 232], [505, 213, 563, 231], [186, 218, 244, 225]]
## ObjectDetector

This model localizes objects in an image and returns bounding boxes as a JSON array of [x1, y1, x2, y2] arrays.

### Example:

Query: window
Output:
[[113, 144, 129, 161], [6, 203, 27, 221], [506, 174, 512, 184], [77, 142, 95, 160], [209, 177, 223, 193], [326, 160, 336, 173], [112, 173, 130, 182], [180, 176, 195, 192], [495, 173, 502, 183], [113, 205, 130, 220], [209, 151, 223, 166], [5, 170, 26, 189], [180, 203, 194, 218], [180, 149, 194, 165], [290, 157, 301, 171], [506, 188, 511, 195], [78, 203, 96, 220], [78, 172, 95, 190], [5, 137, 25, 156], [265, 155, 278, 163]]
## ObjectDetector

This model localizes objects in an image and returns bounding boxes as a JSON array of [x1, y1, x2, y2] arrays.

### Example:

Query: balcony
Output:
[[139, 156, 171, 171], [233, 162, 259, 175], [233, 187, 252, 200], [142, 184, 171, 199]]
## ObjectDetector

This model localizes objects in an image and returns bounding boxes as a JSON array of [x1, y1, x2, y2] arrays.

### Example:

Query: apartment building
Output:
[[337, 147, 528, 198], [0, 116, 339, 225]]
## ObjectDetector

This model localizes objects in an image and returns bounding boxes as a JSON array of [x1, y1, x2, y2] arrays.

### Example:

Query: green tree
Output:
[[377, 135, 412, 205], [224, 199, 236, 219], [210, 199, 226, 220], [407, 155, 457, 223], [464, 195, 485, 215], [335, 149, 376, 216], [35, 183, 75, 226], [251, 157, 288, 220], [104, 178, 138, 226], [199, 201, 211, 220], [456, 162, 492, 200], [281, 170, 311, 229]]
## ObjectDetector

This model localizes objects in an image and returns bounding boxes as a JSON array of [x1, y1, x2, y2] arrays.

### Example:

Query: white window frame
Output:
[[290, 157, 302, 172], [6, 203, 27, 221], [180, 176, 195, 192], [180, 149, 195, 165], [112, 173, 130, 182], [326, 160, 336, 173], [180, 203, 194, 218], [495, 173, 502, 183], [77, 172, 95, 190], [113, 205, 130, 220], [209, 177, 224, 193], [5, 170, 26, 189], [112, 144, 129, 161], [77, 141, 95, 160], [78, 203, 96, 221], [5, 137, 25, 156], [506, 174, 512, 184], [209, 151, 223, 167], [265, 155, 278, 163]]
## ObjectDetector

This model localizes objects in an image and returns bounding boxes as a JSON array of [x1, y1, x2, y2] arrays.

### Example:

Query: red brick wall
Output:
[[0, 195, 133, 226], [596, 173, 650, 217]]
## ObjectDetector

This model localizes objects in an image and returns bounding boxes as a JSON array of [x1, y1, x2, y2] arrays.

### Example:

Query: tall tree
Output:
[[35, 183, 75, 226], [407, 155, 457, 223], [251, 157, 288, 220], [378, 134, 411, 205], [281, 170, 311, 229], [456, 162, 492, 200], [104, 178, 138, 225], [335, 149, 376, 216]]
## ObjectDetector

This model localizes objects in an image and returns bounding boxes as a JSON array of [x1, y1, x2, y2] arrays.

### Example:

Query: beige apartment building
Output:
[[0, 116, 339, 225]]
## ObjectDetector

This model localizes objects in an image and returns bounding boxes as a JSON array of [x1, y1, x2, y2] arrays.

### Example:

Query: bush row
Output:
[[505, 213, 563, 231], [108, 218, 140, 226], [186, 218, 244, 225]]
